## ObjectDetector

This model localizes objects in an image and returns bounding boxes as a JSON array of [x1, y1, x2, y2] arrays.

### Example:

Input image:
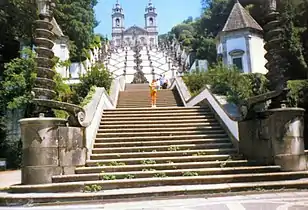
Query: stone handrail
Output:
[[171, 77, 240, 148], [170, 76, 192, 106], [84, 87, 115, 159], [109, 76, 126, 106]]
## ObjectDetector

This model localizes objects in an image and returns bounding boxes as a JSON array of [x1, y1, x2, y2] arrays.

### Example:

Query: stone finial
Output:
[[268, 0, 277, 11]]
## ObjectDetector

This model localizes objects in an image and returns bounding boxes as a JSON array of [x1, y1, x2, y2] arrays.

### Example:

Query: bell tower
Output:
[[112, 0, 125, 46], [144, 0, 158, 46]]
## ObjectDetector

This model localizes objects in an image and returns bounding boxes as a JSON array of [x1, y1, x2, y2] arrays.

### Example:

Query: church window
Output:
[[115, 18, 120, 26], [232, 57, 243, 72], [149, 17, 154, 26]]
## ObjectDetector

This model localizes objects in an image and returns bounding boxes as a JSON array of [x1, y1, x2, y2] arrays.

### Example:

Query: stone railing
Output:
[[109, 76, 126, 106], [84, 76, 125, 159], [170, 77, 191, 106], [84, 87, 115, 159], [171, 77, 240, 150]]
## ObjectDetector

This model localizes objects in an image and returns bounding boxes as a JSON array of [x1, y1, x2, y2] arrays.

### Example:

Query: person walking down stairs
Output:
[[149, 79, 159, 108]]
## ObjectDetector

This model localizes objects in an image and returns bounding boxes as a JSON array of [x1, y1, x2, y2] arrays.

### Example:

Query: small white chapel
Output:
[[216, 0, 268, 74]]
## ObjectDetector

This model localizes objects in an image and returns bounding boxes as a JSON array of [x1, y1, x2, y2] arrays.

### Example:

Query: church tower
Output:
[[144, 0, 158, 46], [112, 0, 125, 46]]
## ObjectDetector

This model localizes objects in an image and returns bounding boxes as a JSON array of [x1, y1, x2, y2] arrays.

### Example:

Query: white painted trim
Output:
[[186, 88, 239, 141], [171, 77, 239, 142], [85, 87, 115, 159], [170, 77, 191, 106]]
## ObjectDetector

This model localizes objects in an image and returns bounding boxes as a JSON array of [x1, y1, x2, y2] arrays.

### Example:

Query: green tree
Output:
[[0, 0, 36, 44], [280, 0, 308, 79], [71, 63, 112, 105], [54, 0, 99, 61], [0, 48, 36, 111]]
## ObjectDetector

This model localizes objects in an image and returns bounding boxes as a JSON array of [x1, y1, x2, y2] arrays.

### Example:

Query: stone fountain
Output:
[[236, 0, 307, 171], [19, 0, 88, 185]]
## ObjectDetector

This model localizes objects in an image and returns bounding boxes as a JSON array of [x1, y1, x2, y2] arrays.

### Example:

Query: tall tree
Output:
[[53, 0, 99, 61]]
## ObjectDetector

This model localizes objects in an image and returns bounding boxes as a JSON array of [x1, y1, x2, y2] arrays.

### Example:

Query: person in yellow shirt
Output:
[[149, 79, 159, 108]]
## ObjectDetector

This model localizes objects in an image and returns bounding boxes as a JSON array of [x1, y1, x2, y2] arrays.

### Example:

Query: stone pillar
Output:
[[20, 118, 66, 185], [58, 127, 86, 175], [20, 118, 87, 185], [267, 108, 307, 171], [239, 107, 307, 171]]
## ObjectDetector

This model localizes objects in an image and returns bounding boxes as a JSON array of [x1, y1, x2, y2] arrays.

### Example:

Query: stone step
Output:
[[120, 90, 175, 93], [93, 138, 230, 147], [101, 115, 214, 121], [95, 134, 229, 143], [86, 154, 236, 166], [116, 103, 179, 106], [96, 126, 223, 134], [102, 112, 213, 118], [52, 166, 282, 183], [116, 105, 179, 108], [92, 143, 233, 153], [77, 160, 258, 174], [103, 108, 209, 114], [6, 180, 308, 204], [117, 98, 179, 102], [90, 148, 237, 159], [117, 100, 178, 103], [10, 171, 308, 193], [106, 107, 203, 111], [100, 119, 217, 125], [99, 122, 220, 129], [96, 130, 226, 138]]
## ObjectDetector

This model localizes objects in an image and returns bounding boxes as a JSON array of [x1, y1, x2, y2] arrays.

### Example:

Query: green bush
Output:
[[71, 63, 112, 105], [287, 80, 308, 107], [183, 63, 269, 104], [0, 48, 36, 169]]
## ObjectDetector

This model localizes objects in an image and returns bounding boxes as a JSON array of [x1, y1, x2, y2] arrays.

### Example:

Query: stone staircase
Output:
[[117, 84, 182, 108], [9, 86, 308, 196]]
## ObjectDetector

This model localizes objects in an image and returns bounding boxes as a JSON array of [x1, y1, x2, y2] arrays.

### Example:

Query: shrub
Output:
[[287, 80, 308, 107], [183, 63, 269, 104], [71, 63, 112, 105]]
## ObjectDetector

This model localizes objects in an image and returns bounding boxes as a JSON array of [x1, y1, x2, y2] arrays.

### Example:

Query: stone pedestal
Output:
[[267, 108, 307, 171], [239, 108, 307, 171], [20, 117, 86, 185]]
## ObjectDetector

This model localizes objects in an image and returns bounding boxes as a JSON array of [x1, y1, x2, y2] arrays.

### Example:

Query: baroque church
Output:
[[111, 0, 159, 47]]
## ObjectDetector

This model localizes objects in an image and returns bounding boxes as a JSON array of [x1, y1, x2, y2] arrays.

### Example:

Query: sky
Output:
[[94, 0, 202, 38]]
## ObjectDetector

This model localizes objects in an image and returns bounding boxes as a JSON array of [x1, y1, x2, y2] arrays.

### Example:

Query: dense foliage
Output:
[[53, 0, 99, 61], [0, 48, 36, 168], [70, 63, 113, 105], [0, 0, 99, 61], [160, 0, 308, 78], [183, 63, 269, 104]]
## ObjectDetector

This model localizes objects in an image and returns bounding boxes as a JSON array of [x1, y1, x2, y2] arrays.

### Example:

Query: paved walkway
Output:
[[1, 191, 308, 209], [0, 170, 21, 189]]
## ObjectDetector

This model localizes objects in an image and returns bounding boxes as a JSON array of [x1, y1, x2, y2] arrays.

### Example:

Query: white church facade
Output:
[[216, 0, 268, 74], [111, 0, 159, 47]]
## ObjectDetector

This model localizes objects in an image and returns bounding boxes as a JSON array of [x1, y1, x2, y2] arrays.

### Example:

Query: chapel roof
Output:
[[222, 0, 263, 33], [51, 18, 64, 37]]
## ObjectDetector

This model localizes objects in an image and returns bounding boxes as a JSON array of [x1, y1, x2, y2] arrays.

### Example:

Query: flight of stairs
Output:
[[8, 85, 308, 201], [50, 106, 306, 189], [10, 104, 308, 194], [117, 84, 182, 108]]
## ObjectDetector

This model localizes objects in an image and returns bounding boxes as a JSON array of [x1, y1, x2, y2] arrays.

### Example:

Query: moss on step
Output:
[[168, 146, 180, 151], [141, 159, 156, 165], [182, 171, 199, 177], [83, 184, 102, 192]]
